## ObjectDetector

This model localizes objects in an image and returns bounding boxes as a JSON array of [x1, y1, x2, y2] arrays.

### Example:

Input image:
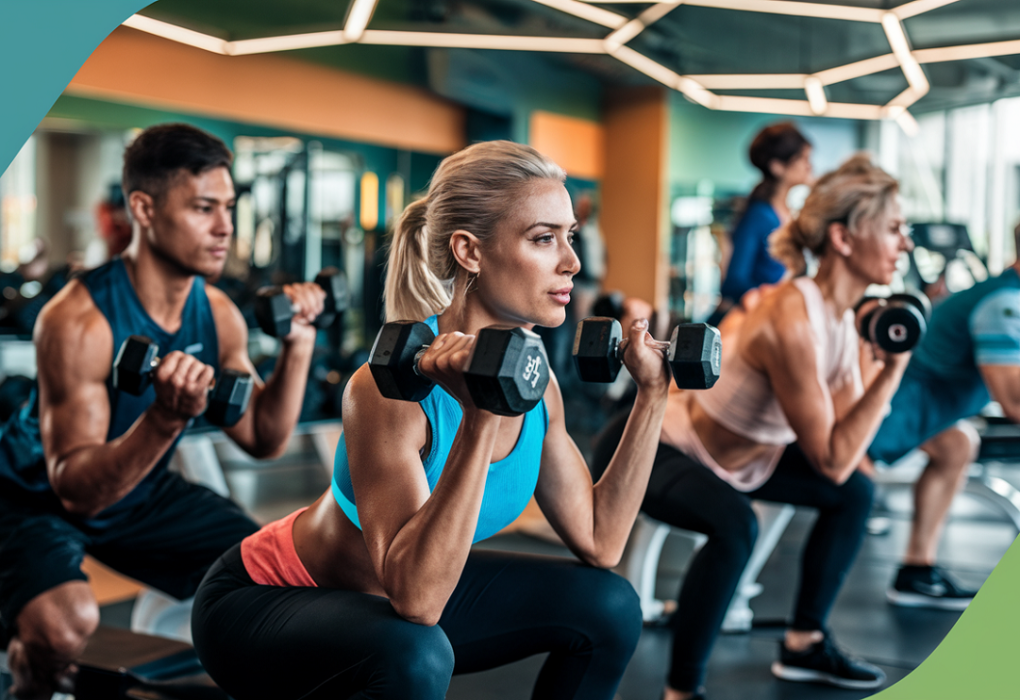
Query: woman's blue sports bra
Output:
[[331, 315, 549, 543]]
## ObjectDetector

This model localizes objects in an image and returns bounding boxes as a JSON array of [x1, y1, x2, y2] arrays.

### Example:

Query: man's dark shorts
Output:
[[0, 472, 258, 638]]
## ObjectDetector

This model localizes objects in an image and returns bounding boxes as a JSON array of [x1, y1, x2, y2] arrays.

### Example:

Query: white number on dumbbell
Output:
[[523, 354, 543, 389]]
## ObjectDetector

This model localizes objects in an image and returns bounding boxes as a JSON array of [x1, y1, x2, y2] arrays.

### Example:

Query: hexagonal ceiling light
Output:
[[121, 0, 1020, 136]]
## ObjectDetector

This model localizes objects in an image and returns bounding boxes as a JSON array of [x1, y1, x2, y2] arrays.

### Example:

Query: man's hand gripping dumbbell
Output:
[[254, 268, 348, 338], [573, 317, 722, 389], [113, 336, 253, 427]]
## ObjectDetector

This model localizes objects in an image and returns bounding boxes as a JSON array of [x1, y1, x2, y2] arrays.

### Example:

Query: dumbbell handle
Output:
[[137, 354, 235, 393], [275, 294, 334, 325], [610, 337, 670, 360], [411, 345, 430, 377]]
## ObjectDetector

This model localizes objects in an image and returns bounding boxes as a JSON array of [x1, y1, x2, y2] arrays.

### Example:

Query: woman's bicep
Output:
[[341, 372, 431, 572]]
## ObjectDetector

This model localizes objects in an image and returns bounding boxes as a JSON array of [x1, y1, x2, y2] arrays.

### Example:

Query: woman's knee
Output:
[[575, 570, 643, 655], [376, 622, 455, 697], [709, 502, 759, 564], [839, 470, 875, 517]]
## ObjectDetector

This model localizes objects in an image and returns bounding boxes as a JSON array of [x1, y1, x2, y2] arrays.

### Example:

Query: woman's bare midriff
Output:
[[291, 405, 526, 595], [661, 389, 775, 474]]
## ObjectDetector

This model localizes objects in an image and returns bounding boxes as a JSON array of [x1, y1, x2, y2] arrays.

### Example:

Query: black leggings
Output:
[[592, 416, 874, 693], [192, 544, 642, 700]]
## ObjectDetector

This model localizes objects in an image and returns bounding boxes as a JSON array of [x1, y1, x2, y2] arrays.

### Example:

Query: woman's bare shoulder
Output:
[[342, 364, 429, 449]]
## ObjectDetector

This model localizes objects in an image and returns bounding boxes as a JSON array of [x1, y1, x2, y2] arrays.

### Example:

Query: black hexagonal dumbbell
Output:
[[369, 321, 550, 416], [856, 290, 931, 353], [572, 317, 722, 390], [254, 267, 349, 338], [112, 335, 254, 427]]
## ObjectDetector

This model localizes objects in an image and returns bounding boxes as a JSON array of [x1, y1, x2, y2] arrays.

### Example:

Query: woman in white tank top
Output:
[[595, 154, 913, 699]]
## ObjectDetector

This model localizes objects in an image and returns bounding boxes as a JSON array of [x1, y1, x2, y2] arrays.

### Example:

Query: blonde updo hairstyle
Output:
[[769, 153, 899, 276], [384, 140, 566, 322]]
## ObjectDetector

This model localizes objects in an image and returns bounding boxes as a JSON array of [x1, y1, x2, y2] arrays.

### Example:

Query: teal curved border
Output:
[[0, 1, 149, 172], [1, 2, 1019, 697]]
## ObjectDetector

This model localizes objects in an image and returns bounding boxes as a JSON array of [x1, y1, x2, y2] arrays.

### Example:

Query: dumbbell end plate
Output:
[[669, 324, 722, 390]]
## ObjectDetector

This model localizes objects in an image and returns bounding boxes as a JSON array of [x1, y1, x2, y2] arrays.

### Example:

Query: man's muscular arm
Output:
[[38, 282, 205, 518], [208, 284, 321, 458]]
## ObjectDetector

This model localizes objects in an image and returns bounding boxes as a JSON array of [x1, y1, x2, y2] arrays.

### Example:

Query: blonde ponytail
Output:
[[384, 197, 452, 322], [769, 218, 809, 276], [769, 152, 898, 275], [382, 140, 565, 322]]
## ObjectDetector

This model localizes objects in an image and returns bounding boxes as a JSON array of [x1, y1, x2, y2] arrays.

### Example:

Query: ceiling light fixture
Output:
[[688, 73, 808, 89], [895, 110, 920, 136], [881, 12, 930, 95], [804, 76, 827, 114], [360, 30, 606, 53], [814, 53, 899, 86], [343, 0, 379, 42], [893, 0, 963, 20], [604, 1, 683, 52], [914, 39, 1020, 64], [230, 31, 348, 55], [610, 45, 720, 108], [883, 105, 921, 136], [122, 14, 228, 54], [117, 0, 999, 132], [715, 95, 883, 119]]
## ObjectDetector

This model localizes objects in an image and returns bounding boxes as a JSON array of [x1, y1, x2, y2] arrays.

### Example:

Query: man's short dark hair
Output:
[[122, 123, 233, 202]]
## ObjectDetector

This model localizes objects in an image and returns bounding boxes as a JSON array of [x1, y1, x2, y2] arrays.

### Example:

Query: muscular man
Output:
[[0, 123, 323, 699], [869, 224, 1020, 609]]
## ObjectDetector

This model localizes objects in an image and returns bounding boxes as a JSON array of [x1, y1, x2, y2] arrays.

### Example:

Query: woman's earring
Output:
[[467, 270, 480, 294]]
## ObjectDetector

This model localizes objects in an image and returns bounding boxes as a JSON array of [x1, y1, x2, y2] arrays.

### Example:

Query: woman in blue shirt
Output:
[[191, 141, 674, 700], [718, 122, 814, 312]]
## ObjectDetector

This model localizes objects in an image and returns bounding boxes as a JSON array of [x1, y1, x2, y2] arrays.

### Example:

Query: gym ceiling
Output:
[[126, 0, 1020, 130]]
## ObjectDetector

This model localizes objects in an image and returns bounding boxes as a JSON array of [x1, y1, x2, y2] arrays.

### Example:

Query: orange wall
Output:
[[67, 27, 466, 155], [529, 111, 604, 181], [601, 87, 669, 307]]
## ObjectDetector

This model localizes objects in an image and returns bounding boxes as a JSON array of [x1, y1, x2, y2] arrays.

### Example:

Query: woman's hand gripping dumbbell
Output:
[[254, 268, 348, 339], [112, 335, 254, 427], [855, 290, 931, 354], [573, 316, 722, 389], [368, 321, 550, 416]]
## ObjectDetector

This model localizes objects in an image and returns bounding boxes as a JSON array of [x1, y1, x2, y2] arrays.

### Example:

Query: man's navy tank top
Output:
[[332, 315, 548, 543], [0, 258, 220, 528]]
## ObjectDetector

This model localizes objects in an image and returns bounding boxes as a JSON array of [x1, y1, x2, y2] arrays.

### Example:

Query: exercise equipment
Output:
[[113, 336, 253, 427], [254, 267, 348, 338], [857, 291, 931, 353], [369, 321, 549, 416], [572, 317, 722, 389]]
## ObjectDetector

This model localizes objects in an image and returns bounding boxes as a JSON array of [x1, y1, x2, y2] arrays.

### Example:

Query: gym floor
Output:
[[91, 433, 1016, 700]]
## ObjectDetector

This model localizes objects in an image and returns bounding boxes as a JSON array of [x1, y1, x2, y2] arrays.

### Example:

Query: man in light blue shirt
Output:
[[869, 231, 1020, 610]]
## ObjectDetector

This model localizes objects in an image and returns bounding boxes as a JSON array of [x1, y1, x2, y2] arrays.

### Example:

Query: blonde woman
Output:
[[190, 141, 673, 700], [594, 154, 912, 699]]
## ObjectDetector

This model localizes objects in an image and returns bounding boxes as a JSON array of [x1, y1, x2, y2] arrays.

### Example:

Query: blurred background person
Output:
[[712, 122, 813, 323]]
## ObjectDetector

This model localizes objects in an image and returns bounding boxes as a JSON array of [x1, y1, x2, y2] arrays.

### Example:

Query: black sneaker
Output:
[[886, 565, 976, 611], [772, 636, 885, 690]]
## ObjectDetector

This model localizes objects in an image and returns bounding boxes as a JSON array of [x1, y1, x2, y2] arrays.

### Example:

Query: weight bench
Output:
[[0, 626, 226, 700], [618, 502, 795, 631]]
